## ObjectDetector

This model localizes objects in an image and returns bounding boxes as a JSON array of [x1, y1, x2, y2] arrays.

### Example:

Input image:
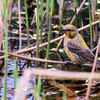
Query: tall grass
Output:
[[24, 0, 29, 46], [36, 0, 40, 67], [34, 76, 42, 100], [88, 0, 93, 49], [45, 18, 52, 68], [45, 0, 54, 68], [3, 0, 8, 99], [74, 0, 77, 7], [59, 0, 64, 31], [74, 0, 77, 26], [18, 0, 22, 49], [13, 60, 19, 89], [62, 91, 67, 100], [74, 0, 77, 15], [41, 0, 44, 20], [46, 0, 49, 25], [40, 0, 44, 43]]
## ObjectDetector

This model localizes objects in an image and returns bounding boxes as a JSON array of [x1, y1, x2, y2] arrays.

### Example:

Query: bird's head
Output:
[[61, 24, 77, 39]]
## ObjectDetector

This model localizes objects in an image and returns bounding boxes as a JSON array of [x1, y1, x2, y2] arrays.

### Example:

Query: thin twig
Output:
[[86, 37, 100, 100], [70, 0, 86, 24], [0, 50, 66, 64], [92, 45, 97, 52]]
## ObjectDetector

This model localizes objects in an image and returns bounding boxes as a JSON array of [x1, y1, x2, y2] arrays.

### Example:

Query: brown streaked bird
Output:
[[62, 24, 94, 64]]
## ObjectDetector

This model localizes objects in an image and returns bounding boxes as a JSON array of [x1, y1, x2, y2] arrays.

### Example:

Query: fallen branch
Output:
[[18, 68, 100, 81], [0, 50, 66, 64], [14, 68, 100, 100], [70, 0, 87, 24]]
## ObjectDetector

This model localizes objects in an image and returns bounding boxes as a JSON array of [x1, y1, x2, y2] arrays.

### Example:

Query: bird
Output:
[[62, 24, 95, 64]]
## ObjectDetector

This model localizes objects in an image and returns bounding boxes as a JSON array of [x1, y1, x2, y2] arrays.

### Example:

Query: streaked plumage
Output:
[[62, 24, 94, 64]]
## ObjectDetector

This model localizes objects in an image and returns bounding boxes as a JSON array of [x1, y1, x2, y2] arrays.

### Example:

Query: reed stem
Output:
[[36, 0, 40, 67], [3, 0, 8, 99], [24, 0, 29, 46], [40, 0, 44, 43], [88, 0, 93, 49], [45, 0, 54, 68]]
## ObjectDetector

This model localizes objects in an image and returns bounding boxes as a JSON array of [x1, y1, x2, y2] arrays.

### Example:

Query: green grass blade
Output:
[[3, 0, 8, 99], [36, 0, 40, 66], [24, 0, 29, 46], [88, 0, 93, 48]]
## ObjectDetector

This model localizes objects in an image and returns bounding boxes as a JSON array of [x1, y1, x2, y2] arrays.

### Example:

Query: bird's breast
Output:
[[64, 38, 77, 62], [63, 34, 89, 63]]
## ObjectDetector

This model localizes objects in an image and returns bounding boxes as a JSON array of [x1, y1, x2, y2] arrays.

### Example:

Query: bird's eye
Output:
[[66, 29, 72, 31], [66, 28, 76, 31]]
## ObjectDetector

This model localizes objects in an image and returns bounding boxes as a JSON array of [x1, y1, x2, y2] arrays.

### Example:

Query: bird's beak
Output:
[[61, 26, 66, 33]]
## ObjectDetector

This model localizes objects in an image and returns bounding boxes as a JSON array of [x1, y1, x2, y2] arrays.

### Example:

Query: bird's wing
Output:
[[67, 41, 94, 63]]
